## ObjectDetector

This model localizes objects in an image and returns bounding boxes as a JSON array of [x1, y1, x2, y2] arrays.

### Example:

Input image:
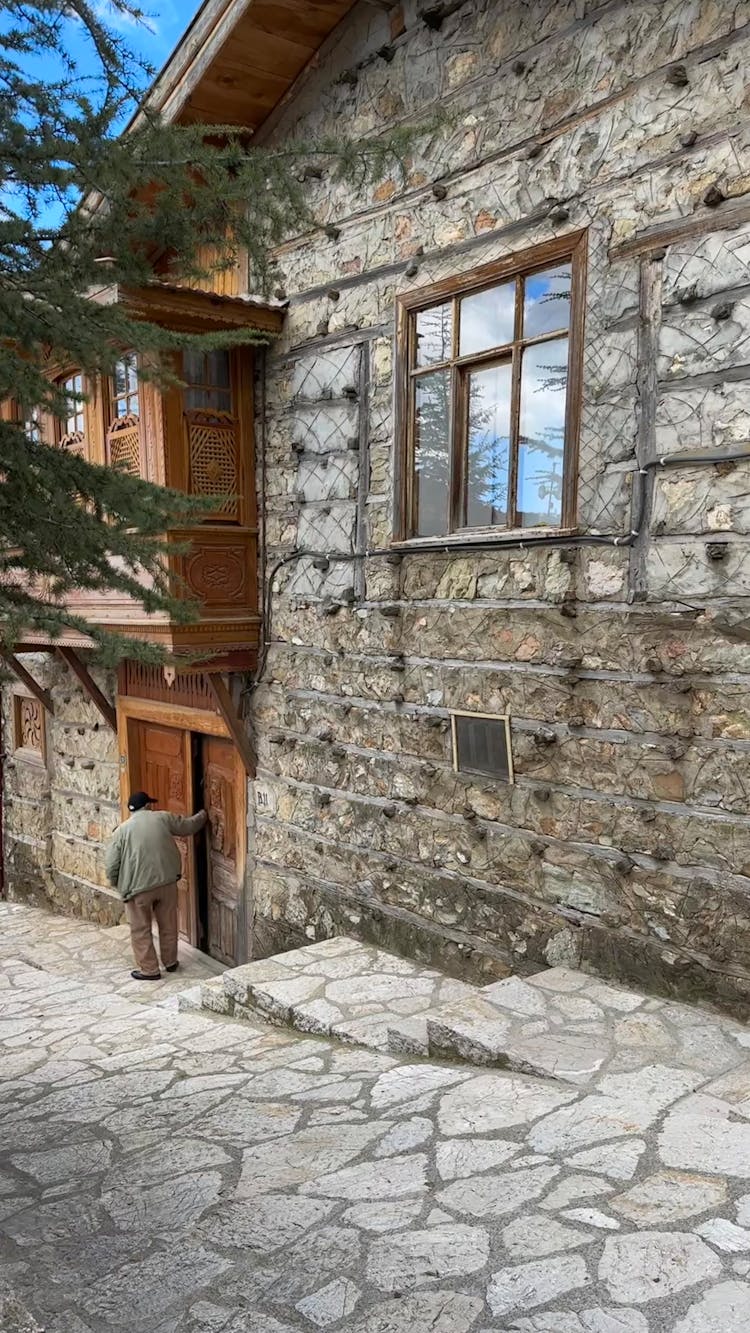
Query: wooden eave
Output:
[[90, 281, 286, 335], [130, 0, 360, 131]]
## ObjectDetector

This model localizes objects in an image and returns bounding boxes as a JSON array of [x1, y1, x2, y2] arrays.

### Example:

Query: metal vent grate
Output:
[[451, 711, 514, 783]]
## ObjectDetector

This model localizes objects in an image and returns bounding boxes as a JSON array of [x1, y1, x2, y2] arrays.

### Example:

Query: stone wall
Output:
[[1, 655, 123, 926], [248, 0, 750, 1015]]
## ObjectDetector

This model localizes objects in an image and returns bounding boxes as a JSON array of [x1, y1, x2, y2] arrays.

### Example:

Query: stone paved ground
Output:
[[1, 904, 750, 1332]]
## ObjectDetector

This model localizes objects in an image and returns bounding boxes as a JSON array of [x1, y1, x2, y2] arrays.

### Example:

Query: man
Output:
[[105, 791, 207, 981]]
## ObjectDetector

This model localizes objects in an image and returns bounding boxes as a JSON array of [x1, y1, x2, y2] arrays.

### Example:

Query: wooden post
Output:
[[206, 673, 256, 777], [57, 647, 117, 732], [0, 652, 54, 715]]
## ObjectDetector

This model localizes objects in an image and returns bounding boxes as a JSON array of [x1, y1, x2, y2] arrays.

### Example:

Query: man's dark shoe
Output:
[[130, 970, 161, 981], [165, 962, 180, 973]]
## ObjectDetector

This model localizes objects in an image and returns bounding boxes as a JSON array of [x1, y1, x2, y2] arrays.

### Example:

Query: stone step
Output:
[[197, 939, 745, 1084], [213, 936, 478, 1051], [409, 966, 745, 1085]]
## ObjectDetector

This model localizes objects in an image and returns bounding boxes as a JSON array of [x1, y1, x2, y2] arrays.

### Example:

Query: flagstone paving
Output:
[[1, 901, 750, 1332]]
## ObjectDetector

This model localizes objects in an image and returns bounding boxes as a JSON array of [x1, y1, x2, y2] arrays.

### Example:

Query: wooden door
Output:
[[201, 735, 243, 965], [128, 720, 198, 945]]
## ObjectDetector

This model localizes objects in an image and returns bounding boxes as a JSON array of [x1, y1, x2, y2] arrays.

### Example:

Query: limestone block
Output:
[[660, 297, 750, 382], [3, 799, 52, 840], [272, 598, 750, 676], [579, 394, 638, 466], [663, 229, 750, 307], [297, 502, 356, 555], [581, 551, 629, 599], [290, 401, 359, 456], [652, 466, 750, 535], [656, 381, 750, 457], [47, 721, 118, 763], [291, 347, 362, 402], [49, 756, 120, 802], [51, 671, 116, 725], [4, 760, 50, 801], [578, 468, 633, 533], [297, 453, 358, 503], [265, 639, 750, 741], [371, 337, 393, 387], [287, 558, 357, 600], [51, 831, 107, 886], [644, 541, 750, 599]]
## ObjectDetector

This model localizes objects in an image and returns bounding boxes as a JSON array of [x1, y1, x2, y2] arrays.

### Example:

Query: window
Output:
[[24, 408, 41, 442], [182, 348, 239, 521], [110, 354, 139, 421], [397, 233, 586, 541], [59, 372, 85, 438], [183, 349, 233, 413], [106, 355, 142, 475]]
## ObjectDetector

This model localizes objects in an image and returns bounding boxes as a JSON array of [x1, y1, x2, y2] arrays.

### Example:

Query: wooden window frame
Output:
[[55, 370, 87, 444], [108, 353, 141, 424], [394, 230, 588, 545], [162, 346, 254, 528]]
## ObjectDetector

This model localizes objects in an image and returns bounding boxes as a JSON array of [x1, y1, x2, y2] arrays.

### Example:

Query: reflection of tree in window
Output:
[[519, 337, 567, 528], [406, 249, 578, 537], [60, 373, 85, 437], [111, 354, 139, 421]]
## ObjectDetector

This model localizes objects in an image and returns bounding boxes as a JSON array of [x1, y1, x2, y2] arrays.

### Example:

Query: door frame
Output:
[[116, 694, 248, 961]]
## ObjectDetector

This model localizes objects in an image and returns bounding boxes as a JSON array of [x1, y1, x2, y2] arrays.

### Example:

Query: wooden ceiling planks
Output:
[[176, 0, 358, 128]]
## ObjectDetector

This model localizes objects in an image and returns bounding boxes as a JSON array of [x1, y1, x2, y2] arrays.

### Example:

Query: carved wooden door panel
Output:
[[130, 720, 198, 946], [201, 735, 242, 965]]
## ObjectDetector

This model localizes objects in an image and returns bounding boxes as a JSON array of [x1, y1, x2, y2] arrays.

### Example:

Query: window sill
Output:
[[391, 527, 578, 553]]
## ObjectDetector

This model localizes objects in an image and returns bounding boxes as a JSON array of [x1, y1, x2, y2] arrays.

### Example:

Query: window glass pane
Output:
[[518, 336, 568, 528], [183, 349, 232, 412], [183, 349, 204, 385], [523, 263, 571, 338], [207, 350, 230, 388], [112, 355, 139, 419], [415, 304, 452, 368], [463, 361, 512, 528], [459, 281, 515, 357], [414, 370, 451, 537]]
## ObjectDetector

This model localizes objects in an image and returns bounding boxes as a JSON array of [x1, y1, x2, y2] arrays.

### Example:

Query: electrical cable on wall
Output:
[[250, 448, 750, 696]]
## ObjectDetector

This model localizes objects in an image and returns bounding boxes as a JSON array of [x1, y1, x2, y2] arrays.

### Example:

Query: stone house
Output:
[[4, 0, 750, 1015]]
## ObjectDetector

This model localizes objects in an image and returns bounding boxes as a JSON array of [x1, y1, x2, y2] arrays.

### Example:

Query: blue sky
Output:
[[90, 1, 202, 87]]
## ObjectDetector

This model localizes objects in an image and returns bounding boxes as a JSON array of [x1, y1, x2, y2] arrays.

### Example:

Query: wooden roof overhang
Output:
[[133, 0, 361, 132], [90, 281, 286, 336]]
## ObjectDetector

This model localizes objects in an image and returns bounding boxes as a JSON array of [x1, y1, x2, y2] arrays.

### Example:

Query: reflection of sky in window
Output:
[[524, 265, 571, 338], [459, 282, 515, 356], [518, 337, 568, 526], [465, 362, 512, 528]]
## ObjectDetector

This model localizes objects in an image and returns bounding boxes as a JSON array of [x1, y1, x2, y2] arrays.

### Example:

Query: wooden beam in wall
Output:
[[0, 652, 54, 716], [57, 647, 117, 732], [206, 673, 256, 777]]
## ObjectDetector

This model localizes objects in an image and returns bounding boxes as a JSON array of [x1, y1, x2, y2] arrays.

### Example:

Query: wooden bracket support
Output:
[[1, 652, 54, 715], [206, 674, 256, 778], [57, 647, 117, 732]]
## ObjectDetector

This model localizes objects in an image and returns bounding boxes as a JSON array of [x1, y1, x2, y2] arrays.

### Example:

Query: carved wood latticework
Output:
[[14, 695, 45, 761], [186, 410, 239, 519], [121, 661, 216, 711], [107, 413, 141, 474], [58, 429, 86, 458]]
